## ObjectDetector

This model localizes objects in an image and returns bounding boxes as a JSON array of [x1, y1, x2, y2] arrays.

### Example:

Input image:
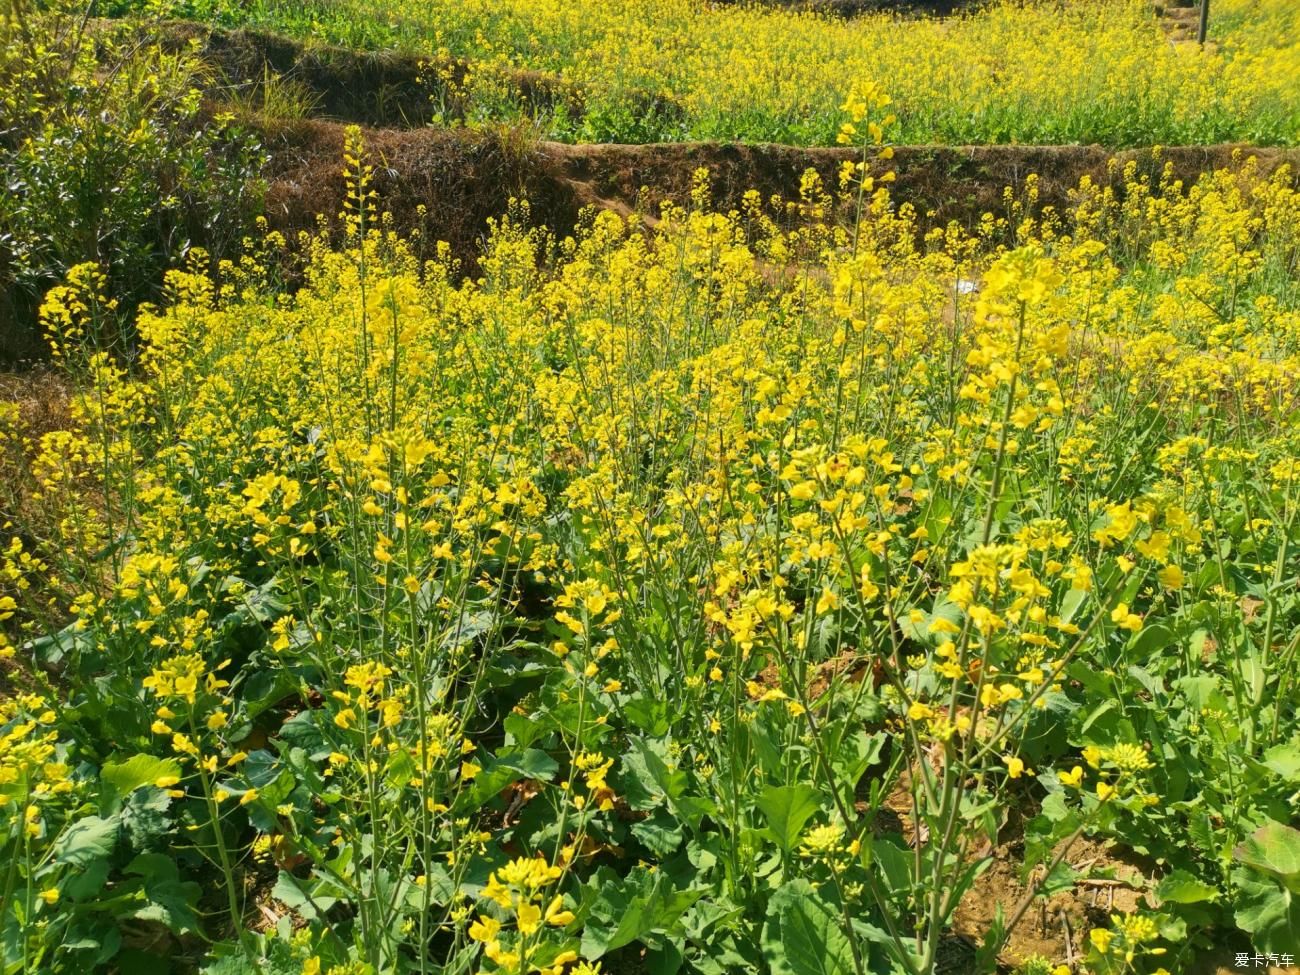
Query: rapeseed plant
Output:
[[2, 123, 1299, 974]]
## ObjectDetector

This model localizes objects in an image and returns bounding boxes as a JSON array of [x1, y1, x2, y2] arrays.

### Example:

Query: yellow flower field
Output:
[[204, 0, 1300, 145], [4, 101, 1300, 973]]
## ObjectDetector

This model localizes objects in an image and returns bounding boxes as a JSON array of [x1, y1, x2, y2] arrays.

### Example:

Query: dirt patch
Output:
[[953, 832, 1294, 974], [259, 122, 579, 275], [953, 835, 1148, 970]]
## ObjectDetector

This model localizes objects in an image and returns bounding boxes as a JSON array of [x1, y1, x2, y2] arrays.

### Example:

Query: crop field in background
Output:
[[2, 2, 1300, 975], [131, 0, 1300, 146]]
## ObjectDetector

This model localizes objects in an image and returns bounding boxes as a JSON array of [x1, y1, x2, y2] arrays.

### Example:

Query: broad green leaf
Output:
[[1242, 648, 1267, 706], [385, 749, 416, 790], [618, 737, 687, 811], [1156, 869, 1219, 904], [272, 871, 337, 921], [829, 729, 884, 787], [1128, 624, 1173, 659], [1261, 744, 1300, 782], [756, 784, 821, 853], [239, 668, 301, 720], [121, 787, 173, 851], [504, 711, 545, 749], [761, 880, 855, 975], [55, 814, 120, 867], [414, 863, 456, 904], [496, 749, 560, 780], [279, 710, 331, 760], [1124, 664, 1164, 698], [623, 695, 671, 736], [1235, 820, 1300, 885], [1038, 858, 1078, 898], [899, 599, 961, 647], [63, 858, 111, 902], [645, 941, 684, 975], [467, 748, 559, 806], [580, 867, 702, 959], [1233, 869, 1300, 954], [872, 837, 912, 896], [102, 754, 182, 796], [1058, 587, 1089, 625], [631, 814, 684, 857], [1174, 674, 1223, 711]]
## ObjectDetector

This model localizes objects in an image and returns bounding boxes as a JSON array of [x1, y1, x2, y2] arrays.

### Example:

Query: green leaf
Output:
[[504, 711, 545, 750], [272, 871, 337, 921], [121, 786, 174, 851], [580, 866, 703, 959], [1261, 743, 1300, 782], [385, 749, 417, 790], [465, 748, 559, 806], [756, 784, 821, 853], [1037, 858, 1078, 898], [239, 668, 301, 721], [1174, 674, 1223, 711], [279, 711, 331, 760], [645, 940, 684, 975], [55, 814, 120, 867], [631, 814, 684, 858], [496, 749, 560, 780], [829, 728, 884, 787], [126, 854, 202, 935], [64, 858, 111, 902], [872, 837, 912, 896], [670, 793, 717, 830], [618, 737, 687, 811], [1233, 869, 1300, 955], [1125, 664, 1164, 698], [623, 695, 671, 736], [1079, 700, 1117, 735], [1058, 587, 1089, 625], [1235, 820, 1300, 885], [102, 755, 182, 797], [899, 599, 961, 647], [761, 880, 855, 975], [415, 864, 456, 905], [1156, 869, 1219, 905], [1128, 624, 1173, 659]]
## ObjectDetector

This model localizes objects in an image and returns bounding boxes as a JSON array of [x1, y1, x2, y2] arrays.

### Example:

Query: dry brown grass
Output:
[[0, 367, 73, 696], [0, 367, 74, 534], [0, 368, 72, 434]]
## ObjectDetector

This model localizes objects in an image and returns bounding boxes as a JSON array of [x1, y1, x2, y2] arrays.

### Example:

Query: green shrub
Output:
[[0, 0, 265, 363]]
